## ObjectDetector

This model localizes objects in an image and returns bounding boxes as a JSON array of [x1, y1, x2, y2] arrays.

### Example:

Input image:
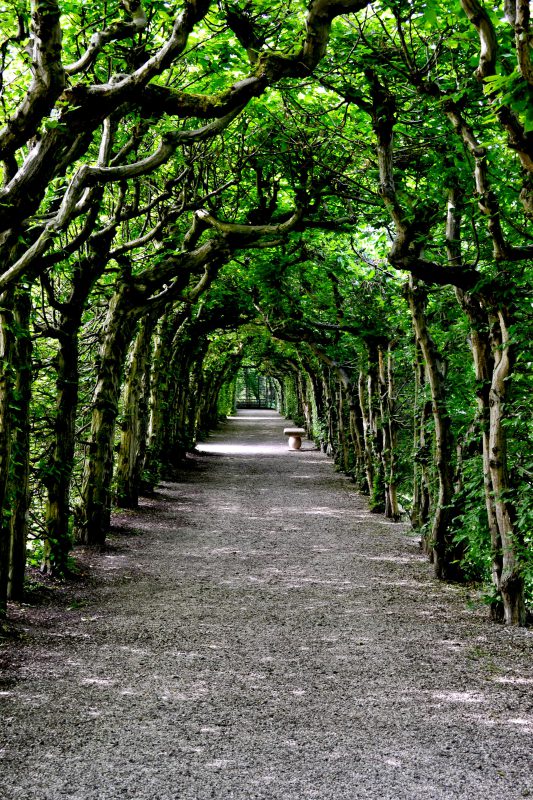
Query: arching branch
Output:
[[0, 0, 65, 158], [460, 0, 498, 80], [194, 208, 303, 244], [64, 1, 148, 76]]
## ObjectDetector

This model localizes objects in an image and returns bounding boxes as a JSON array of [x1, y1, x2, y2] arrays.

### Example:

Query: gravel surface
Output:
[[1, 410, 532, 800]]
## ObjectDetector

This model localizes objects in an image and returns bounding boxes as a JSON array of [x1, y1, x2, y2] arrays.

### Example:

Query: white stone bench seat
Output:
[[283, 427, 306, 450]]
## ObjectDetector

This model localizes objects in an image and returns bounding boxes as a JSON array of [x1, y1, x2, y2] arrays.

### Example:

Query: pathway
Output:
[[1, 410, 532, 799]]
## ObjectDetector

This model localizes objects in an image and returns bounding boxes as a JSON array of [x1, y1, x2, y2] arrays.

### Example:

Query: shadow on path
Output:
[[1, 411, 532, 800]]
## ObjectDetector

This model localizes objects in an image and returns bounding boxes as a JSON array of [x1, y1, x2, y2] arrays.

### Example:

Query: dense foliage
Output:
[[0, 0, 531, 625]]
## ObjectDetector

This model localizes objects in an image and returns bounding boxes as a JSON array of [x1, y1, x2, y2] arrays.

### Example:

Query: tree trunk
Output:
[[348, 394, 365, 488], [407, 277, 463, 580], [455, 290, 503, 613], [7, 290, 32, 600], [164, 354, 192, 465], [75, 287, 138, 545], [162, 317, 205, 464], [42, 319, 81, 573], [322, 370, 336, 457], [488, 309, 525, 624], [358, 369, 374, 495], [41, 225, 113, 571], [366, 341, 385, 513], [455, 288, 525, 622], [0, 291, 15, 616], [336, 383, 350, 473], [378, 342, 400, 520], [200, 357, 241, 432], [0, 292, 15, 615], [411, 343, 432, 536], [145, 311, 177, 481], [187, 359, 204, 447], [298, 370, 312, 433], [309, 369, 326, 449], [172, 367, 192, 460], [115, 313, 157, 508]]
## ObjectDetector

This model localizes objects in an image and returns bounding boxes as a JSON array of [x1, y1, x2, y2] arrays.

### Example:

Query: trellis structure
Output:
[[235, 367, 279, 409]]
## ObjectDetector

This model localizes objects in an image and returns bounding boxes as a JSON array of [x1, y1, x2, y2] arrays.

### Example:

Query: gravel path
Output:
[[1, 410, 532, 800]]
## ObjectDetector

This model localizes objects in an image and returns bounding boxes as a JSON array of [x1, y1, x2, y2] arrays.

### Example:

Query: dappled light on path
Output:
[[1, 409, 532, 800], [196, 443, 290, 455], [197, 409, 313, 457], [227, 415, 281, 421]]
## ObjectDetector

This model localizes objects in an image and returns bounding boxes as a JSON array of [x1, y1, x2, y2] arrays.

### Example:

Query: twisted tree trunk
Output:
[[455, 287, 525, 622], [488, 309, 525, 624], [407, 277, 463, 580]]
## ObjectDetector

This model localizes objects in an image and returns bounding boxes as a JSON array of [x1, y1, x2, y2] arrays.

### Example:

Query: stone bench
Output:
[[283, 427, 306, 450]]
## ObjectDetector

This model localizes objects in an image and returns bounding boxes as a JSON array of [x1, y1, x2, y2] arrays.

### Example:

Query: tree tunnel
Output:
[[0, 0, 531, 626]]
